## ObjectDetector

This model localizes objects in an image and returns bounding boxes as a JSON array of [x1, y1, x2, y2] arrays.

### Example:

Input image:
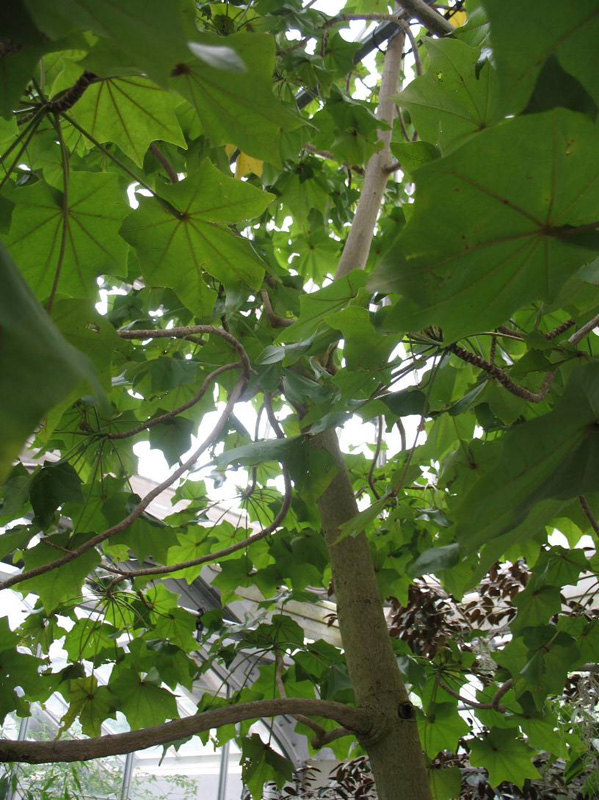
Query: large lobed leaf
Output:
[[371, 109, 599, 339], [0, 245, 99, 481], [121, 159, 273, 316]]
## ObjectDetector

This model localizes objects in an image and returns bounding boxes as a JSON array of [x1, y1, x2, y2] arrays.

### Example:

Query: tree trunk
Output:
[[314, 431, 431, 800], [313, 30, 432, 800]]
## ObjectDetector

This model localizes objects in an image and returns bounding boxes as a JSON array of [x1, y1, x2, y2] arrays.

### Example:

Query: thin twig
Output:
[[367, 416, 384, 500], [274, 649, 344, 748], [149, 142, 179, 184], [102, 465, 292, 580], [436, 672, 511, 713], [261, 290, 294, 328], [579, 495, 599, 536], [106, 363, 238, 440], [0, 327, 251, 592], [448, 343, 555, 403]]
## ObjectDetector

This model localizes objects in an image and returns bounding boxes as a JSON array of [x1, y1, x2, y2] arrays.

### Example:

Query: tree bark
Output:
[[313, 31, 432, 800]]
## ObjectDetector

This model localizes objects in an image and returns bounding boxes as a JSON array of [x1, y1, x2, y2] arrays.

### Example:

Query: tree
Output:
[[1, 0, 599, 798]]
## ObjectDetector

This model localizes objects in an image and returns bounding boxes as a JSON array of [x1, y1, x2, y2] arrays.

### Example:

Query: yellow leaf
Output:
[[449, 10, 467, 27], [235, 152, 264, 179], [225, 144, 236, 158]]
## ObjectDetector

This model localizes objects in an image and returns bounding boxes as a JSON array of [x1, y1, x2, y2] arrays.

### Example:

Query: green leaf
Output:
[[0, 245, 101, 482], [371, 110, 599, 340], [19, 534, 101, 611], [214, 436, 299, 468], [59, 676, 118, 737], [70, 76, 186, 166], [240, 734, 294, 800], [454, 363, 599, 551], [7, 173, 129, 300], [418, 703, 469, 758], [0, 617, 44, 722], [149, 414, 194, 467], [429, 767, 461, 800], [482, 0, 599, 114], [29, 460, 83, 527], [277, 270, 368, 344], [120, 159, 272, 314], [409, 544, 461, 577], [398, 39, 501, 153], [50, 298, 123, 391], [336, 496, 388, 542], [390, 141, 440, 176], [110, 668, 178, 729], [469, 728, 539, 788], [169, 32, 300, 162], [63, 619, 118, 663], [382, 388, 427, 417], [25, 0, 190, 86]]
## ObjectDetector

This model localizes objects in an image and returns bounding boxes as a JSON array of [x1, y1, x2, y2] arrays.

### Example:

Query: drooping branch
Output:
[[579, 495, 599, 536], [447, 343, 555, 404], [436, 673, 513, 713], [47, 72, 99, 114], [101, 464, 292, 580], [148, 142, 180, 184], [0, 698, 373, 764], [0, 327, 251, 592], [447, 312, 599, 404], [106, 363, 238, 440]]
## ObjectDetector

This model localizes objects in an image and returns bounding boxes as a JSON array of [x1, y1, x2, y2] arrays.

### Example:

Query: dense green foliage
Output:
[[1, 1, 599, 798]]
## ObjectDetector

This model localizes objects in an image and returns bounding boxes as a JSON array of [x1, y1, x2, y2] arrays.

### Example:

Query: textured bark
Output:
[[315, 30, 432, 800], [335, 32, 406, 280], [0, 698, 371, 764], [314, 431, 431, 800]]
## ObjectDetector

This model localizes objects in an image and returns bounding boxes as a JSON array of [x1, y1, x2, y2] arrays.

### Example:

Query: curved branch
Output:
[[447, 343, 555, 403], [261, 290, 294, 328], [102, 464, 292, 580], [0, 698, 372, 764], [149, 142, 179, 184], [436, 673, 512, 713], [397, 0, 454, 37], [47, 72, 99, 114], [106, 363, 238, 440], [448, 313, 599, 404], [117, 326, 251, 380], [0, 378, 247, 592], [579, 495, 599, 536]]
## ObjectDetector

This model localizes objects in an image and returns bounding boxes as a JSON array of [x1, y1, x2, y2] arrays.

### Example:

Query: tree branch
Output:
[[46, 72, 99, 114], [335, 32, 405, 279], [0, 699, 372, 764], [568, 312, 599, 345], [261, 290, 294, 328], [447, 343, 555, 404], [397, 0, 454, 36], [106, 363, 238, 440], [579, 495, 599, 536], [117, 326, 251, 379], [149, 142, 179, 184], [436, 673, 512, 713], [1, 375, 249, 594], [102, 464, 292, 580]]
